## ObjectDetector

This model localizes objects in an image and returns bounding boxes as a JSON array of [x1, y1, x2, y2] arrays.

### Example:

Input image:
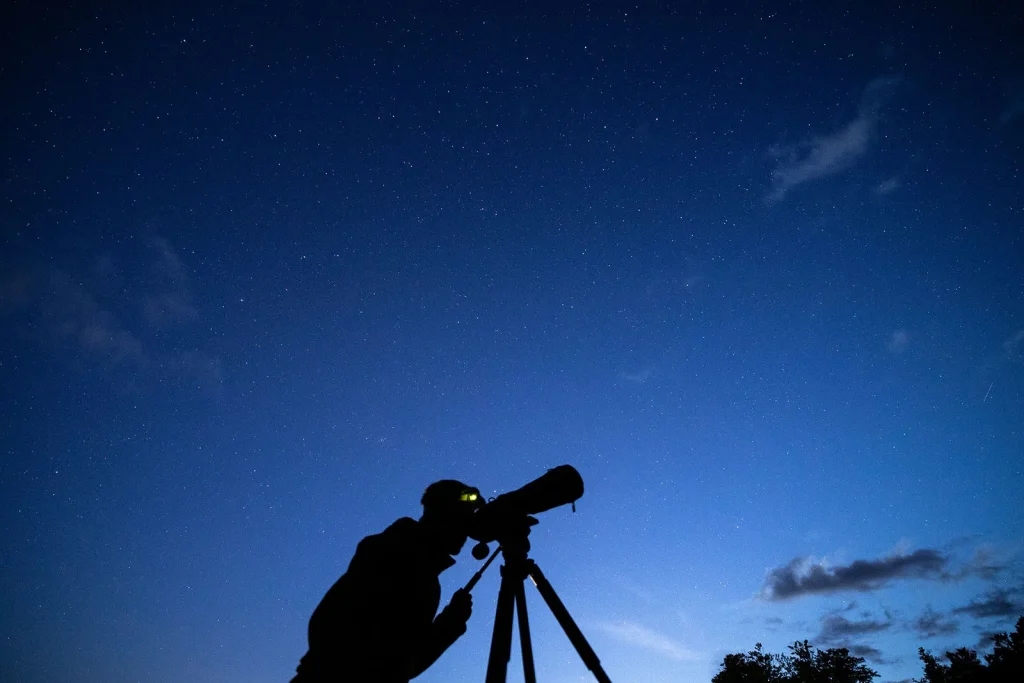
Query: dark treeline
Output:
[[712, 616, 1023, 683]]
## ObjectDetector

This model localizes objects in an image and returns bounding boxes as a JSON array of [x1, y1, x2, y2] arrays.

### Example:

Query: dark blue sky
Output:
[[2, 2, 1022, 682]]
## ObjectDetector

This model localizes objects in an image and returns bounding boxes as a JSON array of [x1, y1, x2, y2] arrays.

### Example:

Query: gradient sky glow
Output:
[[2, 2, 1023, 683]]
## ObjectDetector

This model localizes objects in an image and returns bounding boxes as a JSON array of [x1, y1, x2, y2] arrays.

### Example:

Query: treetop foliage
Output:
[[712, 616, 1023, 683]]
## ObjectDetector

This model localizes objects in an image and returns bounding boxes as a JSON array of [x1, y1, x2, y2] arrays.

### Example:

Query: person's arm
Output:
[[409, 588, 473, 678]]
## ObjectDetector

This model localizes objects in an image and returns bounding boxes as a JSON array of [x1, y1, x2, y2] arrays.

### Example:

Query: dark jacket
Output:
[[292, 517, 465, 682]]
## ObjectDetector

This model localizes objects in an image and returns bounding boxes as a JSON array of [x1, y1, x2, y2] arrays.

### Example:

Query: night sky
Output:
[[2, 2, 1023, 682]]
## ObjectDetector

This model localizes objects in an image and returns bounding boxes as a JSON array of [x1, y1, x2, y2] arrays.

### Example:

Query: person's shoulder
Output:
[[358, 517, 421, 554], [379, 516, 419, 536]]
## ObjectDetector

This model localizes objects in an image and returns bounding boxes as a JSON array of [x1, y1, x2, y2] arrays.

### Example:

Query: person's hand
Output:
[[435, 587, 472, 640], [444, 588, 472, 625]]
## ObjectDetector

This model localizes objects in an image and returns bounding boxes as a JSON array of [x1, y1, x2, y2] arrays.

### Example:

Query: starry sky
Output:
[[2, 2, 1022, 682]]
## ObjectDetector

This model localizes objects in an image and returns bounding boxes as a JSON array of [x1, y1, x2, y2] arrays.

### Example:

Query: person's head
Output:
[[419, 479, 483, 556]]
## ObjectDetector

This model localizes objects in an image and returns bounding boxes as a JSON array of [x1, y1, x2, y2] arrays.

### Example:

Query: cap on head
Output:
[[421, 479, 483, 516]]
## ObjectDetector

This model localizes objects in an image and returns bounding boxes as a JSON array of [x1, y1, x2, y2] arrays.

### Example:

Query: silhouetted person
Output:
[[291, 480, 483, 682]]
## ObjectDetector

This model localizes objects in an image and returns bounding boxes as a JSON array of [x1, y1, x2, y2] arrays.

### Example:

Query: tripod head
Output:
[[471, 514, 538, 562], [495, 515, 539, 562], [463, 515, 538, 594]]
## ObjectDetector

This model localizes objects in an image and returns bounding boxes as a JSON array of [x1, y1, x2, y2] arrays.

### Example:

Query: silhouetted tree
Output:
[[918, 648, 950, 683], [916, 616, 1024, 683], [985, 616, 1024, 682], [918, 647, 986, 683], [712, 643, 784, 683], [786, 643, 876, 683], [715, 616, 1024, 683], [713, 640, 877, 683], [785, 640, 877, 683]]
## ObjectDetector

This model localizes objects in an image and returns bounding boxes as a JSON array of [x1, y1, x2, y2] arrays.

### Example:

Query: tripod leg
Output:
[[514, 581, 537, 683], [527, 562, 613, 683], [485, 567, 519, 683]]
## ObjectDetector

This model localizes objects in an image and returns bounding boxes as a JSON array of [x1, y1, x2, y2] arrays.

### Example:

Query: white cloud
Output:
[[594, 620, 702, 661], [768, 117, 872, 203], [1004, 329, 1024, 361], [619, 368, 652, 384], [767, 76, 900, 202], [874, 176, 901, 196], [886, 329, 911, 354]]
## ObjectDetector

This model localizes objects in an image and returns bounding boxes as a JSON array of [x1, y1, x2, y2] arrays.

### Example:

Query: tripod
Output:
[[481, 522, 612, 683]]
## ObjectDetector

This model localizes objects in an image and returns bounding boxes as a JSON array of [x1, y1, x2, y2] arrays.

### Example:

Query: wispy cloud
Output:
[[768, 117, 872, 202], [1004, 330, 1024, 361], [911, 606, 959, 639], [949, 546, 1009, 581], [594, 620, 702, 661], [874, 176, 901, 196], [143, 236, 200, 327], [39, 269, 150, 373], [618, 368, 653, 384], [886, 329, 911, 354], [767, 76, 900, 202], [975, 631, 1001, 651], [796, 607, 897, 664], [808, 608, 897, 665], [952, 588, 1024, 619], [817, 612, 893, 644], [847, 643, 891, 665], [762, 549, 947, 600], [0, 237, 221, 392]]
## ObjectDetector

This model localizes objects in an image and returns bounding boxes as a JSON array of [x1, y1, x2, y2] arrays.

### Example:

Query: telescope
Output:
[[466, 464, 584, 557], [460, 465, 612, 683]]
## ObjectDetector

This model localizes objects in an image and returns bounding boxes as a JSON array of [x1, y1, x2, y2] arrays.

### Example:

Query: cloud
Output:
[[975, 631, 1000, 651], [952, 588, 1024, 619], [594, 621, 702, 661], [1, 237, 220, 392], [768, 117, 872, 202], [808, 608, 897, 664], [818, 612, 892, 644], [762, 549, 947, 600], [767, 76, 899, 202], [40, 270, 149, 372], [847, 643, 890, 665], [144, 292, 200, 327], [874, 176, 901, 196], [950, 546, 1009, 581], [150, 236, 189, 285], [912, 607, 959, 639], [618, 368, 652, 384], [886, 329, 911, 354], [1004, 330, 1024, 361], [143, 236, 199, 327]]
